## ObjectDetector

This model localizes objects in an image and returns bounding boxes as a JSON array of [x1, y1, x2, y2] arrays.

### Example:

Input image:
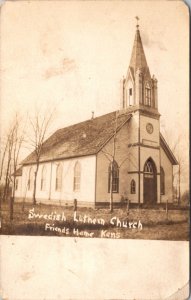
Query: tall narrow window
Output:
[[145, 84, 151, 106], [160, 167, 165, 195], [41, 165, 46, 191], [55, 164, 62, 191], [74, 162, 81, 191], [28, 167, 34, 190], [108, 160, 119, 193], [130, 179, 136, 194], [129, 88, 133, 106]]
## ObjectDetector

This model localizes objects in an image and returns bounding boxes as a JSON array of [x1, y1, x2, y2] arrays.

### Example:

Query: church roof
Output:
[[129, 28, 150, 77], [160, 134, 178, 165], [21, 108, 178, 167], [22, 111, 132, 165]]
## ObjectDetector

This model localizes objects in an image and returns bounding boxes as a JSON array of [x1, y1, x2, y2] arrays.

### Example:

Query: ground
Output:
[[0, 202, 189, 241]]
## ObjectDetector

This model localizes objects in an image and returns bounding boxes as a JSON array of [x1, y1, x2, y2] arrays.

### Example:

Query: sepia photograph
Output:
[[0, 1, 189, 299], [0, 1, 189, 242]]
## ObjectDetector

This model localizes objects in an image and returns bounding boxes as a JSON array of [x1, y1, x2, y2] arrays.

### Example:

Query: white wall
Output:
[[140, 115, 160, 145], [18, 155, 96, 205], [51, 156, 96, 204], [96, 122, 131, 203]]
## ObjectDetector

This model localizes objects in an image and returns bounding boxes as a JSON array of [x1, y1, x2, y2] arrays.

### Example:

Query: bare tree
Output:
[[173, 152, 184, 205], [0, 137, 9, 185], [0, 114, 25, 220], [10, 117, 25, 220], [1, 134, 14, 203], [27, 108, 55, 205], [161, 127, 187, 205], [0, 120, 17, 204]]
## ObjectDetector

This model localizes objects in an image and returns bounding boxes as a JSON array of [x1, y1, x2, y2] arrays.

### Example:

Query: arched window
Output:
[[145, 83, 151, 106], [55, 164, 62, 191], [73, 162, 81, 191], [108, 160, 119, 193], [144, 160, 153, 173], [144, 159, 155, 178], [130, 179, 136, 194], [160, 167, 165, 195], [41, 165, 46, 191], [28, 167, 34, 190]]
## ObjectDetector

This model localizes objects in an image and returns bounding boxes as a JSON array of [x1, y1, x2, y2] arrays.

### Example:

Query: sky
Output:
[[0, 0, 189, 187]]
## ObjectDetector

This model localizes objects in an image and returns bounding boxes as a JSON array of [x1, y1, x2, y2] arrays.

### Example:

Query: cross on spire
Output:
[[135, 16, 140, 29]]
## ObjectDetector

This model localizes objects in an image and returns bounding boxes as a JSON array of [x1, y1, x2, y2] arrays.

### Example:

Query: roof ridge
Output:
[[21, 110, 132, 165], [54, 110, 117, 134]]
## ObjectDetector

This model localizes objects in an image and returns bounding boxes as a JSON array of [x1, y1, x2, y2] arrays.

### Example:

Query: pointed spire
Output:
[[129, 19, 150, 77], [122, 20, 158, 111]]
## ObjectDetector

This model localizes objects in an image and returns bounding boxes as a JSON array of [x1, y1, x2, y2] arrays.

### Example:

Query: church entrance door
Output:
[[143, 158, 157, 204]]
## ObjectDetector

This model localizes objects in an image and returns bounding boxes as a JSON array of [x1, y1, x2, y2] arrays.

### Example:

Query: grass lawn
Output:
[[0, 202, 189, 241]]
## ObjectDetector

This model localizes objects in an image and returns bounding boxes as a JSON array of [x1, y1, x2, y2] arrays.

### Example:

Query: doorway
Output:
[[143, 158, 157, 204]]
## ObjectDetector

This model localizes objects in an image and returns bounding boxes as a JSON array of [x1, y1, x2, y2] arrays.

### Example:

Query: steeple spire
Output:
[[121, 21, 158, 111], [129, 18, 150, 77]]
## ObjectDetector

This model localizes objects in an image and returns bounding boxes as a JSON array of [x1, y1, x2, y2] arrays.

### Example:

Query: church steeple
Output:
[[122, 20, 158, 111], [129, 26, 150, 78]]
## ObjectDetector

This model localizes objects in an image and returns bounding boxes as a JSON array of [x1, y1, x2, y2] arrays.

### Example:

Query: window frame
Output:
[[41, 165, 47, 191], [55, 163, 63, 191], [128, 87, 133, 106], [144, 160, 155, 179], [73, 162, 81, 192], [130, 179, 136, 194], [108, 160, 119, 193], [144, 161, 153, 173], [145, 83, 151, 106], [160, 167, 165, 195]]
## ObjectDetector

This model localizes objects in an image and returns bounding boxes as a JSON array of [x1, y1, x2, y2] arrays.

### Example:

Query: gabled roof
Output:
[[20, 110, 178, 167], [160, 134, 178, 165], [22, 111, 132, 165], [129, 28, 151, 78]]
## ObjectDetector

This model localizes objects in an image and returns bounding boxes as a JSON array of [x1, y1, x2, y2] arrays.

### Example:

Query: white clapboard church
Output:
[[15, 24, 178, 207]]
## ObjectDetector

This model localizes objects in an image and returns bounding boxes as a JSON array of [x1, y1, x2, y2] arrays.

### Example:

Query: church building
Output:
[[15, 24, 178, 207]]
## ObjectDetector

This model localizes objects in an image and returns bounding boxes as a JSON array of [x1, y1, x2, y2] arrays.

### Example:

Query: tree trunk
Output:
[[178, 166, 181, 205], [33, 163, 39, 205], [2, 160, 10, 203], [110, 161, 113, 212], [10, 173, 16, 221], [3, 176, 10, 203], [166, 199, 168, 220], [10, 196, 14, 221]]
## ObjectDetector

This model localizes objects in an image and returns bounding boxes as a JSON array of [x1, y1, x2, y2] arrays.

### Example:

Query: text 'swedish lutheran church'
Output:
[[15, 25, 178, 207]]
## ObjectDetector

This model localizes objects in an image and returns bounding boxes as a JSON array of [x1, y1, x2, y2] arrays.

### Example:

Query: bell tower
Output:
[[122, 19, 158, 112], [124, 19, 161, 205]]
